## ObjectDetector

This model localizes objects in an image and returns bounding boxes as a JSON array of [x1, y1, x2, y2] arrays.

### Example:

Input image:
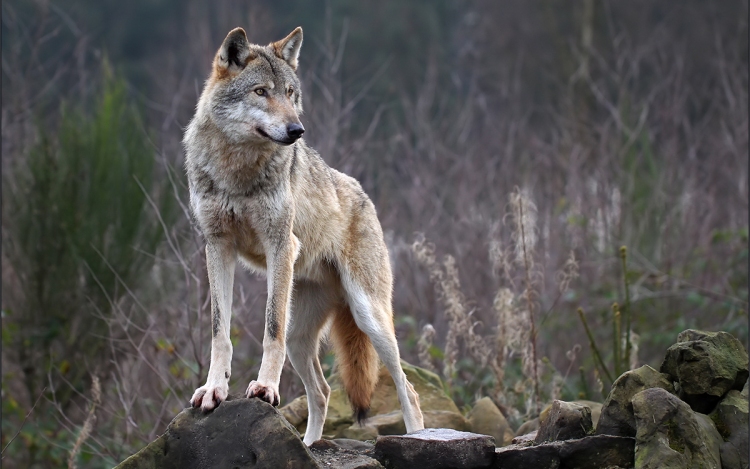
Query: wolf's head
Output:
[[203, 27, 305, 146]]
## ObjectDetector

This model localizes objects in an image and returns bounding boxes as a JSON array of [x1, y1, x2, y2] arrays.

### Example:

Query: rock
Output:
[[309, 439, 384, 469], [710, 390, 749, 469], [572, 400, 603, 427], [535, 400, 593, 443], [340, 423, 380, 440], [467, 397, 515, 446], [115, 397, 319, 469], [425, 410, 471, 432], [660, 329, 749, 413], [556, 435, 635, 469], [596, 365, 675, 437], [539, 400, 602, 428], [515, 417, 539, 436], [322, 361, 459, 438], [339, 410, 469, 439], [494, 442, 560, 468], [364, 411, 406, 436], [374, 428, 495, 469], [632, 387, 722, 469], [511, 431, 537, 445], [279, 394, 308, 427], [324, 387, 359, 436], [332, 439, 377, 452], [494, 435, 634, 469]]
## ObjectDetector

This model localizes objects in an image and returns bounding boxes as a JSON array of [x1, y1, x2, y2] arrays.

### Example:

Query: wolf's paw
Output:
[[246, 380, 280, 406], [190, 382, 228, 411]]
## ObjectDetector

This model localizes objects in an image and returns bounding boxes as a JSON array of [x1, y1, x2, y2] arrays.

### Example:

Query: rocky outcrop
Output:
[[115, 397, 319, 469], [115, 332, 748, 469], [632, 387, 722, 469], [660, 329, 749, 414], [596, 365, 675, 437]]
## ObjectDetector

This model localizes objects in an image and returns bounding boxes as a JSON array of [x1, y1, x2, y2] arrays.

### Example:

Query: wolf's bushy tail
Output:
[[330, 305, 379, 423]]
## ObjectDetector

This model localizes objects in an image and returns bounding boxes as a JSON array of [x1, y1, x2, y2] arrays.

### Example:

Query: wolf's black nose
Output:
[[287, 123, 305, 139]]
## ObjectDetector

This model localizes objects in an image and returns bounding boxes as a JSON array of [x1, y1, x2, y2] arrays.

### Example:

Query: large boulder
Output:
[[535, 400, 593, 443], [467, 397, 515, 446], [660, 329, 749, 413], [709, 389, 749, 469], [632, 387, 722, 469], [596, 365, 675, 437], [115, 397, 319, 469], [374, 428, 495, 469]]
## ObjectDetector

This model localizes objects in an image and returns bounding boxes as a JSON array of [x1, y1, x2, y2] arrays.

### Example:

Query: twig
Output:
[[2, 386, 47, 455], [577, 307, 614, 384]]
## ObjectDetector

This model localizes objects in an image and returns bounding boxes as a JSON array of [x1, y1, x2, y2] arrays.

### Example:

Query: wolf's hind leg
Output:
[[191, 241, 236, 411], [287, 280, 335, 445], [341, 277, 424, 434]]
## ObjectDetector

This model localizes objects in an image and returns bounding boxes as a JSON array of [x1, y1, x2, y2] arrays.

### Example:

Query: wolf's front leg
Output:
[[191, 241, 237, 411], [246, 233, 298, 406]]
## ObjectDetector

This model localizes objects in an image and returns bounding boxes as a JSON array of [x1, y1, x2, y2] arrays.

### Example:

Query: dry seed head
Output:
[[417, 324, 437, 373], [556, 250, 580, 293]]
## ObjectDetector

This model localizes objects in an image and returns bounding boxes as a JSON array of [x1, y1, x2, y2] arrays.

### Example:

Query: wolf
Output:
[[182, 26, 424, 445]]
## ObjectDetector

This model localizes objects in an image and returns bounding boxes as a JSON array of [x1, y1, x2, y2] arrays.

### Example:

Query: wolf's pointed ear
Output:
[[216, 27, 253, 73], [271, 27, 303, 70]]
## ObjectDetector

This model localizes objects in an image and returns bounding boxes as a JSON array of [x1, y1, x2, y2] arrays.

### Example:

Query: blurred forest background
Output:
[[2, 0, 748, 467]]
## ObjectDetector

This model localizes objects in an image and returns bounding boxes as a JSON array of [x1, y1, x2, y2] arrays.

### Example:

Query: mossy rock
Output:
[[660, 329, 749, 413]]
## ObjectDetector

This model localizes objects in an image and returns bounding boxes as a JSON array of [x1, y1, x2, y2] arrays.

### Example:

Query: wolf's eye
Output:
[[254, 88, 266, 96], [287, 87, 294, 97]]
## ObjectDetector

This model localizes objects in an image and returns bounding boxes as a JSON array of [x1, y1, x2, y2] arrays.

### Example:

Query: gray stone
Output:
[[279, 394, 308, 427], [374, 428, 495, 469], [709, 390, 749, 469], [494, 443, 560, 468], [511, 430, 537, 446], [515, 417, 540, 437], [364, 411, 406, 436], [556, 435, 635, 469], [115, 397, 319, 469], [309, 439, 383, 469], [535, 400, 593, 443], [632, 387, 721, 469], [467, 397, 515, 446], [660, 329, 749, 414], [494, 435, 634, 469], [596, 365, 675, 437], [571, 400, 603, 428]]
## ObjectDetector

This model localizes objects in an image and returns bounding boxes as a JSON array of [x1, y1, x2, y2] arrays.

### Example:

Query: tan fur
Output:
[[183, 27, 424, 445], [330, 305, 380, 420]]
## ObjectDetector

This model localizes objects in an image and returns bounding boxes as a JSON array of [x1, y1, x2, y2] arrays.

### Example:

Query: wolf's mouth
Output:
[[256, 127, 294, 145]]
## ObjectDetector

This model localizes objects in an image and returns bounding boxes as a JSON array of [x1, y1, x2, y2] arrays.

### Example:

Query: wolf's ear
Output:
[[271, 27, 303, 70], [216, 27, 253, 73]]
